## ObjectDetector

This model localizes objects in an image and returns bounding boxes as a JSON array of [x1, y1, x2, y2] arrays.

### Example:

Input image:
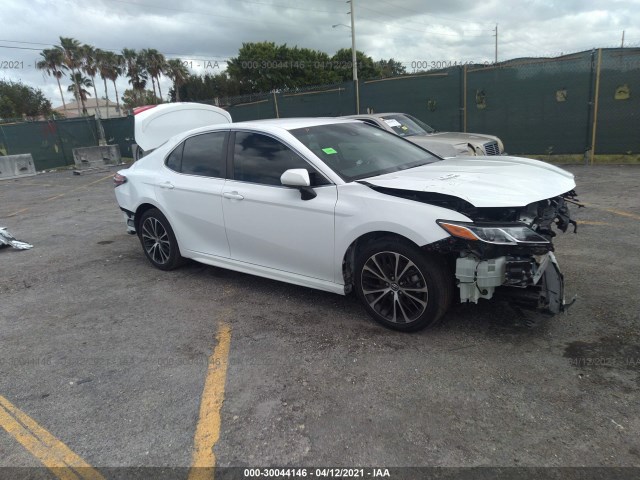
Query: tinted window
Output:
[[233, 132, 328, 186], [165, 143, 183, 172], [179, 132, 226, 177]]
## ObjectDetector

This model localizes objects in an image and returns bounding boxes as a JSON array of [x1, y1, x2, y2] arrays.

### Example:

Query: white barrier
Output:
[[0, 154, 37, 180]]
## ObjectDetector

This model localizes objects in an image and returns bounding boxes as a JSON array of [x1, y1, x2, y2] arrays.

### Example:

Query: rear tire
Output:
[[138, 208, 184, 270], [354, 238, 452, 332]]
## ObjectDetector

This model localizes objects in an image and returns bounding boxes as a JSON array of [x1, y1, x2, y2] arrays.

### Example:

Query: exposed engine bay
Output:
[[365, 185, 581, 314]]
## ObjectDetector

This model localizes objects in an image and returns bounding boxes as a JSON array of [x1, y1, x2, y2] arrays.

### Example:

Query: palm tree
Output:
[[165, 59, 189, 102], [95, 49, 111, 118], [57, 37, 84, 115], [68, 73, 93, 113], [96, 51, 124, 115], [122, 48, 148, 105], [141, 48, 166, 102], [36, 48, 68, 114], [81, 44, 101, 117]]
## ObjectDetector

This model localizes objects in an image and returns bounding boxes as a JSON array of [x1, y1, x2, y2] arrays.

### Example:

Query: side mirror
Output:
[[280, 169, 316, 200]]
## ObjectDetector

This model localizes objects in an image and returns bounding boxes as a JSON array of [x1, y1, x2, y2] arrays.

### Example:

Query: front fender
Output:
[[334, 183, 470, 282]]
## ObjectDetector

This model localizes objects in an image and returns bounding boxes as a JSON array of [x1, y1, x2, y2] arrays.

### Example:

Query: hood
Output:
[[405, 137, 459, 158], [134, 103, 232, 151], [362, 156, 575, 207], [428, 131, 499, 144]]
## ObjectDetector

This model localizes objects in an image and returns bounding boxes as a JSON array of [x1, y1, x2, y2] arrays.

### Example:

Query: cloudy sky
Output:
[[1, 0, 638, 107]]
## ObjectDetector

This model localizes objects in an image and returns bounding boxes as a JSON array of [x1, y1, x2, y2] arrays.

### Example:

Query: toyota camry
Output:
[[114, 116, 578, 332]]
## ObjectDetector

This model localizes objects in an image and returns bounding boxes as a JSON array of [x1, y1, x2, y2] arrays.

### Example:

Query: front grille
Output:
[[483, 141, 500, 156]]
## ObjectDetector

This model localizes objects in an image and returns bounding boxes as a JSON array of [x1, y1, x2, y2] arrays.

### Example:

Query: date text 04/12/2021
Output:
[[242, 468, 391, 477]]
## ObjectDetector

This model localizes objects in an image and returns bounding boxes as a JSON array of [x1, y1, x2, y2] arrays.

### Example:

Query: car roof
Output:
[[342, 113, 403, 119], [167, 117, 363, 144], [235, 117, 360, 130]]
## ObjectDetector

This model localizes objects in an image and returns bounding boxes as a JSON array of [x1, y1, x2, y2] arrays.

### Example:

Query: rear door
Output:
[[155, 130, 231, 258], [221, 130, 337, 282]]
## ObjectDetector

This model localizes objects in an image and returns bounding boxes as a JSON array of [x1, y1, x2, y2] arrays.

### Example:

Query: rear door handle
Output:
[[223, 191, 244, 200], [158, 181, 174, 190]]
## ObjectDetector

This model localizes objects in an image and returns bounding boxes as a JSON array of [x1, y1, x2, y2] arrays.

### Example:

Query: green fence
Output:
[[102, 116, 135, 158], [223, 47, 640, 157], [1, 47, 638, 169], [0, 116, 133, 170]]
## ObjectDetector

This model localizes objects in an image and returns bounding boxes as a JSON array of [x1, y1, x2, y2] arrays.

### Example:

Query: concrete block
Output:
[[0, 154, 37, 180], [72, 145, 121, 170]]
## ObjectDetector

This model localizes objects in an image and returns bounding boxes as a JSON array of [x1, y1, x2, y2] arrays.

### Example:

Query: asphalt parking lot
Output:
[[1, 164, 639, 476]]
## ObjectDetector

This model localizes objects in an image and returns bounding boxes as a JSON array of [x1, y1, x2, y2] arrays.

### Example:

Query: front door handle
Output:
[[158, 181, 174, 190], [223, 191, 244, 200]]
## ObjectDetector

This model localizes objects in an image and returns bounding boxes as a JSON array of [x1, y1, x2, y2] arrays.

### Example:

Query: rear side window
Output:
[[232, 132, 329, 186], [164, 132, 227, 178], [166, 143, 183, 171]]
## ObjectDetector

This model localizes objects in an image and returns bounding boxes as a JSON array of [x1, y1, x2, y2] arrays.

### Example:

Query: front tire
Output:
[[354, 238, 452, 332], [138, 208, 184, 270]]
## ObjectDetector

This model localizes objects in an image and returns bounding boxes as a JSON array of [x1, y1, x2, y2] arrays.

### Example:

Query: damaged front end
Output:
[[368, 185, 580, 314], [431, 191, 580, 314]]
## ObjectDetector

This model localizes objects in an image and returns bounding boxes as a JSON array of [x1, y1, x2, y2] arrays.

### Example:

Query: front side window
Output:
[[164, 131, 226, 178], [380, 114, 435, 137], [232, 132, 328, 186]]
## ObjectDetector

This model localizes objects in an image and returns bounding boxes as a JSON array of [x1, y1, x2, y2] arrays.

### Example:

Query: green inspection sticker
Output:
[[322, 147, 337, 154]]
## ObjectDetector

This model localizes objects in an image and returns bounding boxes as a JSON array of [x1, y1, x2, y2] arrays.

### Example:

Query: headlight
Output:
[[437, 220, 550, 245]]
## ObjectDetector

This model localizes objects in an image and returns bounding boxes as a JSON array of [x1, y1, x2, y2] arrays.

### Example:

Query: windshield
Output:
[[290, 122, 439, 182], [380, 114, 436, 137]]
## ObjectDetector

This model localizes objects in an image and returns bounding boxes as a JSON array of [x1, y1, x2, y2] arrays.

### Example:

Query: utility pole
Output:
[[493, 24, 498, 64], [349, 0, 360, 114], [621, 30, 625, 48]]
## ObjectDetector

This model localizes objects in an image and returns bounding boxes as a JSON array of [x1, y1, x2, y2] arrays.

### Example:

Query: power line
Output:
[[357, 5, 488, 37], [367, 0, 493, 31], [372, 0, 494, 27]]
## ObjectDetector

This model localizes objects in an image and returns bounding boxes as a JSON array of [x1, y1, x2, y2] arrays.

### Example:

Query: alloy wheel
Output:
[[360, 251, 429, 324]]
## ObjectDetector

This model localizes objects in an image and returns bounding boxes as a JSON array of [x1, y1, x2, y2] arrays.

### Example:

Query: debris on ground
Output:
[[0, 227, 33, 250]]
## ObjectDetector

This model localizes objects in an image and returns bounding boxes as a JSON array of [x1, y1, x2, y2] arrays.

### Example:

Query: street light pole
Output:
[[349, 0, 359, 114]]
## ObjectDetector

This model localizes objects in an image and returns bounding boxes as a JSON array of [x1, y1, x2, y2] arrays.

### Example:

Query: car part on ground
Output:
[[114, 118, 577, 332], [343, 112, 505, 157], [0, 227, 33, 250]]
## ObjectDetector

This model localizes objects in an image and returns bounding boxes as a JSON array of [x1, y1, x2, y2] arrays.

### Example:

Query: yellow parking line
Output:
[[579, 220, 611, 226], [188, 321, 232, 480], [3, 207, 29, 218], [583, 203, 640, 221], [0, 395, 105, 480], [600, 208, 640, 221]]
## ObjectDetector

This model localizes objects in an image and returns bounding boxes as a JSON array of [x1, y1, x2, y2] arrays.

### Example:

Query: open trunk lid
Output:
[[134, 103, 232, 151]]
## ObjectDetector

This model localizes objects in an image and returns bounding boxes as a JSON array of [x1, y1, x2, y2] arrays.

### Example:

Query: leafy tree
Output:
[[0, 80, 52, 120], [330, 48, 382, 81], [377, 58, 406, 78], [226, 42, 339, 93], [121, 88, 157, 110], [36, 48, 68, 113], [171, 72, 241, 102], [164, 59, 189, 102]]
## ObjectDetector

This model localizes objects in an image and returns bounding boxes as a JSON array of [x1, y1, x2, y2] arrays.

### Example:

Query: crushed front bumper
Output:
[[455, 252, 566, 314]]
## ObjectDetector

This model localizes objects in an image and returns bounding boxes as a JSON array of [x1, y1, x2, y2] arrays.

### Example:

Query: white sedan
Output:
[[114, 117, 578, 332]]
